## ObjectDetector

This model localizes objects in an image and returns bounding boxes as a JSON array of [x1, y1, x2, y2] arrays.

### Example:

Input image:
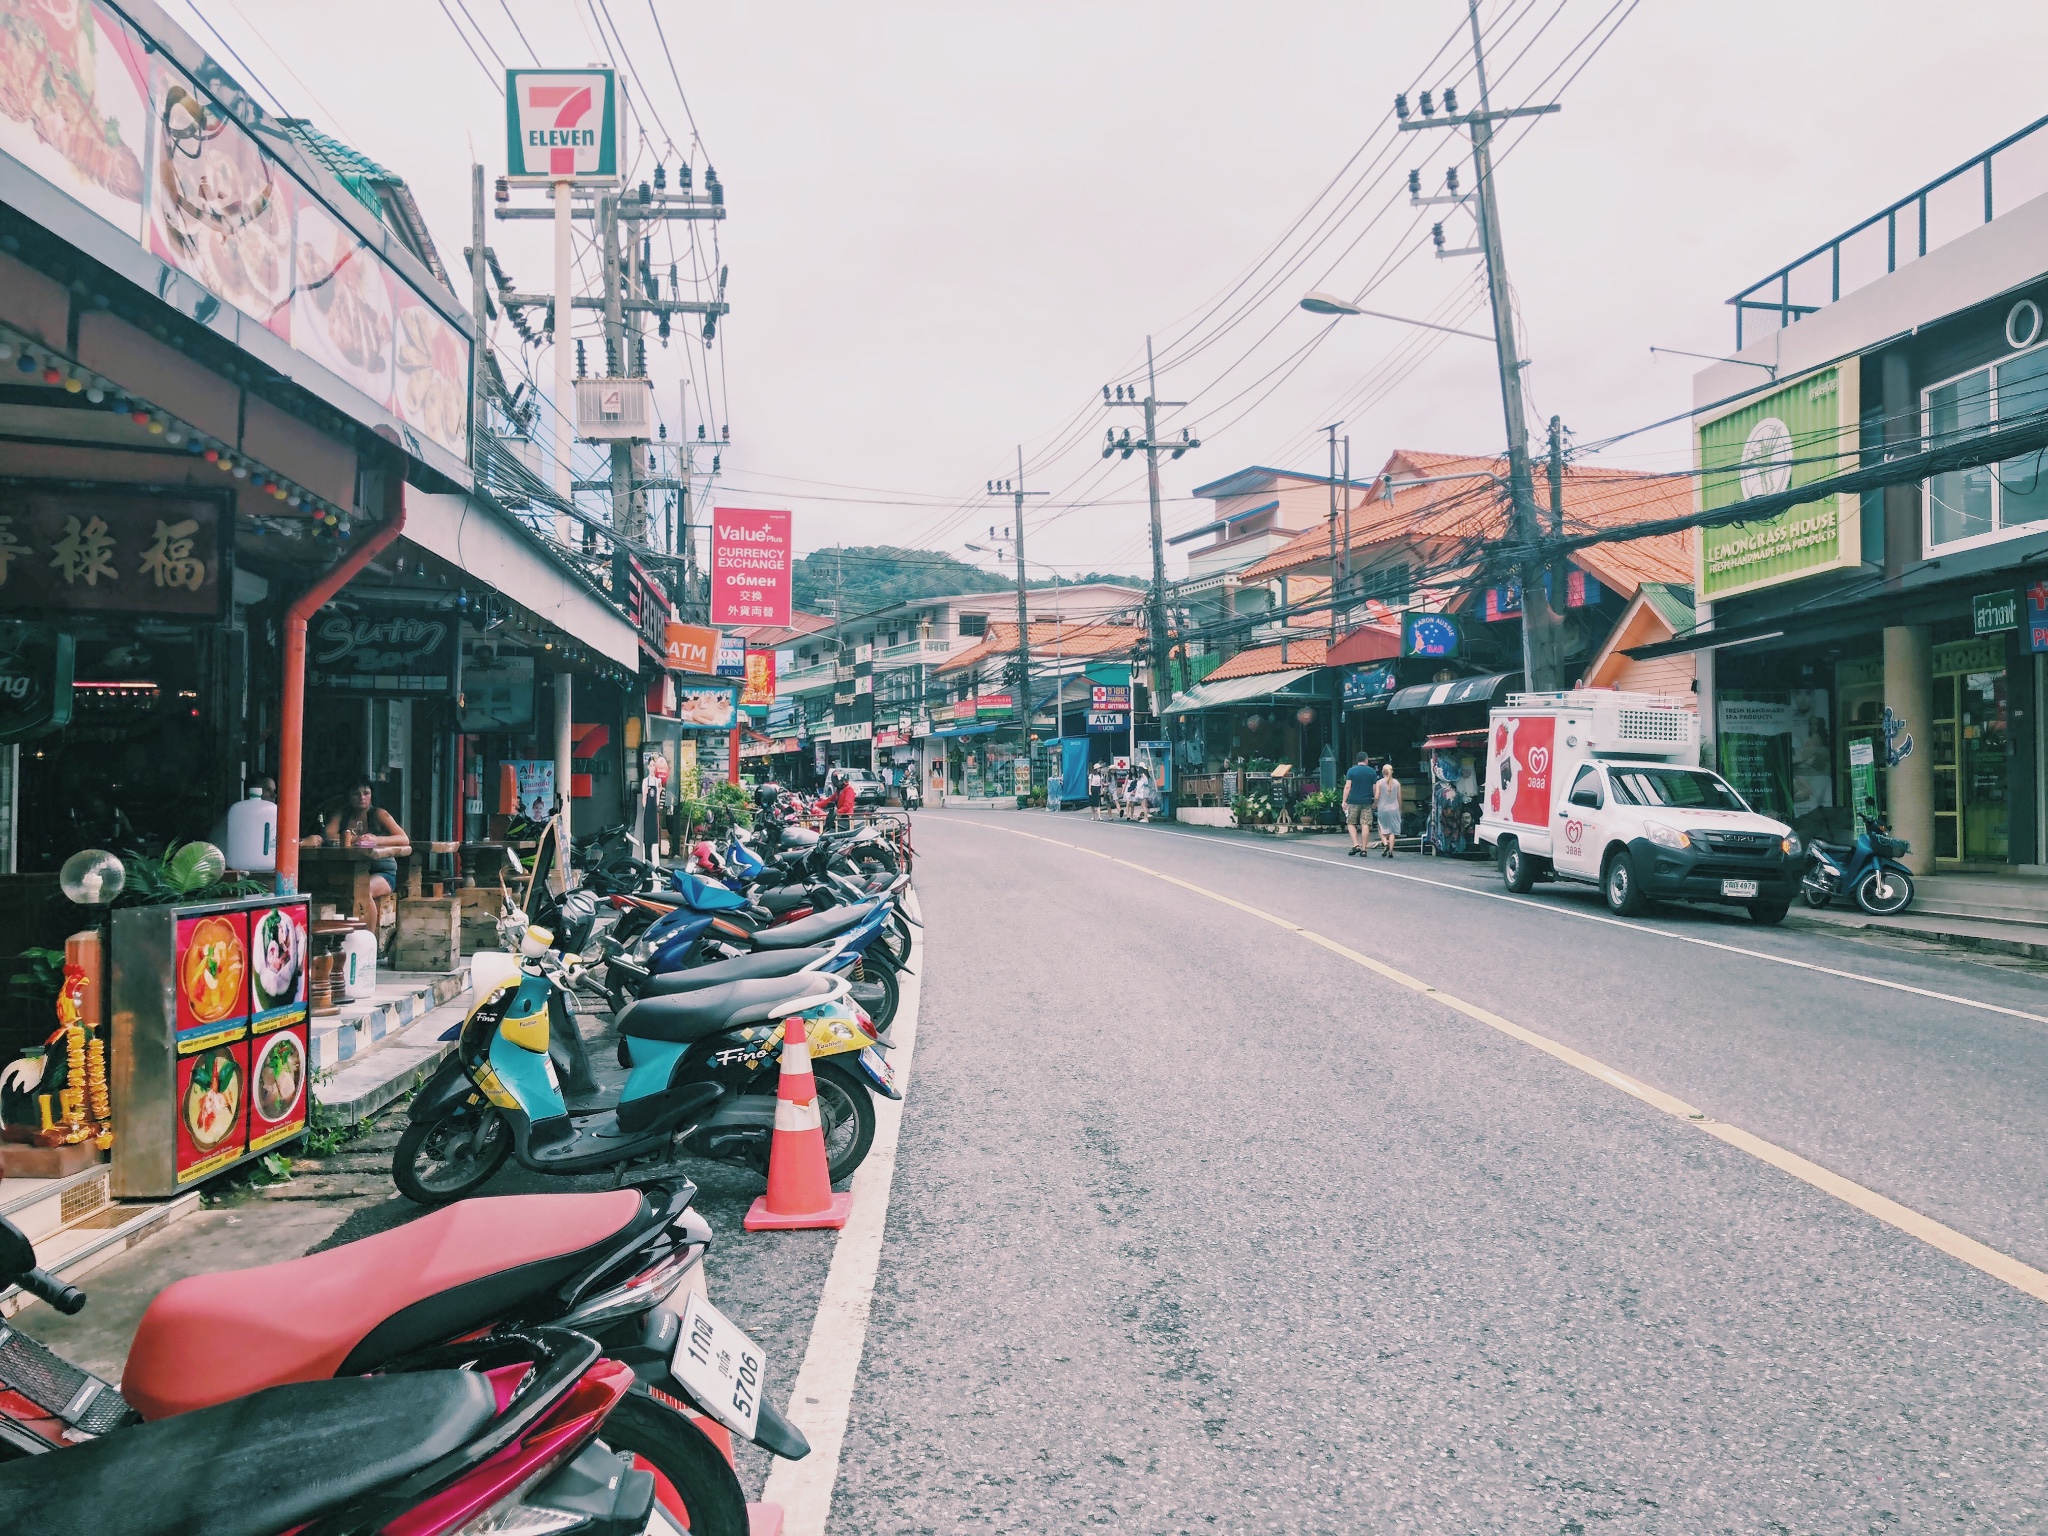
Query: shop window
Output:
[[958, 612, 987, 637], [1923, 342, 2048, 551]]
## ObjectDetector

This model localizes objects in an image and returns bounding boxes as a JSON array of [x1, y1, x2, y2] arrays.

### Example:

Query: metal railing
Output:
[[1729, 113, 2048, 350]]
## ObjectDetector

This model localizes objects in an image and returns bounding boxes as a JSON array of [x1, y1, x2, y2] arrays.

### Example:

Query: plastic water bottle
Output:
[[226, 793, 278, 873]]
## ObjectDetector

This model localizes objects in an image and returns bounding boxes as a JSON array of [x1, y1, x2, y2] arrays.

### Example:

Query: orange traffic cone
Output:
[[744, 1016, 853, 1231]]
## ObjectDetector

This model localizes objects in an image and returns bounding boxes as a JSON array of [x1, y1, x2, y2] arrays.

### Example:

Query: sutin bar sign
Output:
[[505, 70, 619, 184]]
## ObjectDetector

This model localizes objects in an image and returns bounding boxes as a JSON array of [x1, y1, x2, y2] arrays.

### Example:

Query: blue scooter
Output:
[[1802, 829, 1915, 915]]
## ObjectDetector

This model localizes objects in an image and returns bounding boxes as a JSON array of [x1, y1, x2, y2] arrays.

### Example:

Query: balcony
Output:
[[1730, 113, 2048, 349], [875, 637, 957, 664]]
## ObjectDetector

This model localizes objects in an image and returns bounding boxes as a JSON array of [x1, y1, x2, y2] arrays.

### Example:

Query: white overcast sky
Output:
[[162, 0, 2048, 582]]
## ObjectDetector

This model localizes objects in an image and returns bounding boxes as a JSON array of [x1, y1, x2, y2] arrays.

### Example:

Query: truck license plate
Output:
[[1720, 879, 1760, 898], [672, 1291, 765, 1441]]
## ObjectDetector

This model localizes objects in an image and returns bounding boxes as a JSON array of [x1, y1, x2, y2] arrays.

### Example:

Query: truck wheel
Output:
[[1748, 900, 1790, 926], [1602, 850, 1646, 916], [1499, 840, 1537, 894]]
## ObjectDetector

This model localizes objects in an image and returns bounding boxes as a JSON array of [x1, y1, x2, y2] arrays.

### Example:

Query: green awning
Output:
[[1160, 667, 1319, 716]]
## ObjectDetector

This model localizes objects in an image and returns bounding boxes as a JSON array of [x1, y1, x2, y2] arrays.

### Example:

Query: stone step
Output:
[[0, 1187, 201, 1317]]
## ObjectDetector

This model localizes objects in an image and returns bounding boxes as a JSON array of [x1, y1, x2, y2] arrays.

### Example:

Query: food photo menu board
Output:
[[112, 896, 312, 1196]]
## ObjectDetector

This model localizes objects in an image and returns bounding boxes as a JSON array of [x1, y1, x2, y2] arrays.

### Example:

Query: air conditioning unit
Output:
[[575, 377, 656, 441]]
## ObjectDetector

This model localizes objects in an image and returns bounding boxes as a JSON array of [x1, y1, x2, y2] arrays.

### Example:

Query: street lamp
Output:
[[1298, 291, 1496, 344]]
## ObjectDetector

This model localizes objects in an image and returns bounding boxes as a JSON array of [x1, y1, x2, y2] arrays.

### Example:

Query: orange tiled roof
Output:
[[935, 620, 1145, 676], [1238, 449, 1693, 596], [1204, 637, 1329, 680]]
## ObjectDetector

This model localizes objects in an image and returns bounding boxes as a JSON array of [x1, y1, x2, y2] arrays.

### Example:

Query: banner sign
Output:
[[975, 693, 1014, 719], [741, 650, 776, 707], [715, 633, 747, 678], [1091, 684, 1132, 710], [710, 509, 793, 626], [1343, 664, 1398, 705], [2030, 581, 2048, 655], [308, 601, 456, 694], [1482, 570, 1603, 621], [1696, 365, 1861, 601], [504, 69, 619, 183], [0, 490, 225, 618], [1086, 712, 1128, 733], [672, 680, 740, 731], [663, 622, 718, 675]]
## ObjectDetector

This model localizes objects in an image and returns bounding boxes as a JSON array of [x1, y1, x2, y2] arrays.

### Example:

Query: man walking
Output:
[[1341, 751, 1374, 857], [1375, 761, 1404, 858]]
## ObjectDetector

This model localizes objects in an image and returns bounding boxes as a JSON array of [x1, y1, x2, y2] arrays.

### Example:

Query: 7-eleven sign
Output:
[[506, 69, 618, 183]]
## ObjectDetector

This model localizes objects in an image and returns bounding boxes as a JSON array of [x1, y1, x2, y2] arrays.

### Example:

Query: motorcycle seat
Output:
[[620, 973, 840, 1042], [1811, 842, 1853, 858], [0, 1371, 497, 1536], [757, 886, 812, 914], [750, 901, 877, 950], [123, 1189, 647, 1418], [643, 945, 833, 995]]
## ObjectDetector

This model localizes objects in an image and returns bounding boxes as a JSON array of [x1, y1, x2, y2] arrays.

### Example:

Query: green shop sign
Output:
[[1972, 589, 2018, 635], [1696, 366, 1861, 601]]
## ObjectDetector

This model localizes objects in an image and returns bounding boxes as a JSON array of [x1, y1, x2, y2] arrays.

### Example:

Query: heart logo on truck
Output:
[[1526, 746, 1549, 777]]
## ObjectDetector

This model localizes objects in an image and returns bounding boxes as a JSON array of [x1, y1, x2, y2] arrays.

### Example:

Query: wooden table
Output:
[[300, 845, 410, 928]]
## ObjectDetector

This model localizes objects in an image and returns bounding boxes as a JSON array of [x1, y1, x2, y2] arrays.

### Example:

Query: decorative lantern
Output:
[[1245, 714, 1262, 731], [1295, 706, 1316, 726]]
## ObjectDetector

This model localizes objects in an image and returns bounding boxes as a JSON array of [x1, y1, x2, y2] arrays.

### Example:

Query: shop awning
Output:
[[1389, 671, 1519, 712], [1422, 729, 1491, 749], [1160, 667, 1319, 716], [930, 722, 1000, 739], [406, 491, 640, 670]]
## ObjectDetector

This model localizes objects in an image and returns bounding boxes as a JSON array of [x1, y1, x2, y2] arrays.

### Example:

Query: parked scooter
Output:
[[1802, 827, 1916, 914], [0, 1248, 672, 1536], [0, 1184, 807, 1534], [397, 910, 894, 1203]]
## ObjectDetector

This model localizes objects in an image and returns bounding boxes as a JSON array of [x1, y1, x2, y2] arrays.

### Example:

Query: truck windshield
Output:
[[1607, 767, 1750, 812]]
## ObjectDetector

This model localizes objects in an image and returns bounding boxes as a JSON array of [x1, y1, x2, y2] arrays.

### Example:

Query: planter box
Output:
[[1175, 807, 1234, 827]]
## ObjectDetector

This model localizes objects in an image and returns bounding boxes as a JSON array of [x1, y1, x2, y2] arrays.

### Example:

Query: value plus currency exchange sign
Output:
[[710, 509, 792, 627], [504, 69, 618, 183]]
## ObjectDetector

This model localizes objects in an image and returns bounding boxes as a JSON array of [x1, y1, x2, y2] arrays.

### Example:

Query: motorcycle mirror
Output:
[[504, 847, 526, 876]]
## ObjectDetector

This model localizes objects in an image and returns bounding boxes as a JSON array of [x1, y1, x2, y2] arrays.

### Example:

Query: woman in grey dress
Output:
[[1374, 763, 1403, 857]]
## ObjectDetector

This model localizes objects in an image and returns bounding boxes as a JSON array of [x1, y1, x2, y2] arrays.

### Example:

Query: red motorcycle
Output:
[[0, 1184, 804, 1535]]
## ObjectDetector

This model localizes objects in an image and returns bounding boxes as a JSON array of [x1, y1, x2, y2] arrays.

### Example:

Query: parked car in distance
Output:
[[844, 768, 888, 807]]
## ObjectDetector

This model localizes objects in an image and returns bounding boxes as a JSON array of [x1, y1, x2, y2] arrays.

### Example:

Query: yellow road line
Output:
[[953, 817, 2048, 1305]]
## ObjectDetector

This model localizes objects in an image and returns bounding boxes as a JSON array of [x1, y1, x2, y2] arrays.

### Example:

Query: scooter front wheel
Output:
[[1801, 885, 1832, 909], [1856, 867, 1915, 915], [393, 1104, 512, 1205]]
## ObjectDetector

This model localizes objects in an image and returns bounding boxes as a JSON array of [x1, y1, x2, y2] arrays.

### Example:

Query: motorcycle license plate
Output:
[[858, 1045, 895, 1090], [1720, 879, 1760, 898], [672, 1291, 765, 1442]]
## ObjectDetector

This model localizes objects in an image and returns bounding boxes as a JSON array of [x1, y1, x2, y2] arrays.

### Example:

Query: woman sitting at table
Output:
[[301, 778, 411, 901]]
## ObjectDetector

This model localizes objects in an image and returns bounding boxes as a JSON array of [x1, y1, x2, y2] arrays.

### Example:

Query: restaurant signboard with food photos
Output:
[[0, 1, 470, 461], [110, 895, 311, 1196]]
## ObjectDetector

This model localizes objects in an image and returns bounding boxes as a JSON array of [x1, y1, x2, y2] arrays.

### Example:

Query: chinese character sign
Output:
[[710, 509, 792, 627], [0, 492, 223, 617]]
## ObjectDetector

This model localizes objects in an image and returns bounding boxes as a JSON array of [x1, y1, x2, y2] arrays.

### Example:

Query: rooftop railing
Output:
[[1729, 114, 2048, 351]]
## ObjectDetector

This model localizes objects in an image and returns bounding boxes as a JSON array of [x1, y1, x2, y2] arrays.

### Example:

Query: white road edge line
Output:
[[1122, 820, 2048, 1030], [761, 886, 923, 1535]]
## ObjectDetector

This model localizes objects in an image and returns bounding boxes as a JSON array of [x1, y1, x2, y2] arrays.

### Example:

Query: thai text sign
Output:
[[0, 490, 224, 617], [1696, 366, 1860, 600], [710, 509, 792, 626], [1973, 589, 2018, 635], [504, 70, 618, 183]]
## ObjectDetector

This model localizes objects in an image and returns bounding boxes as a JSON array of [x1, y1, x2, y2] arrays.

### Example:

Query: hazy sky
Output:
[[162, 1, 2048, 583]]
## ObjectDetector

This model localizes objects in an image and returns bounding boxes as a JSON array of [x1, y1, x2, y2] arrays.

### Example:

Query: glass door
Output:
[[1959, 667, 2009, 862], [1932, 675, 1959, 860]]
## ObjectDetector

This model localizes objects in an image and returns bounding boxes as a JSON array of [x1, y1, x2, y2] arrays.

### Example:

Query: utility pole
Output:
[[987, 451, 1048, 738], [550, 180, 575, 542], [1103, 337, 1199, 734], [1323, 422, 1343, 645], [1548, 414, 1571, 647], [599, 194, 640, 541], [1399, 0, 1567, 692]]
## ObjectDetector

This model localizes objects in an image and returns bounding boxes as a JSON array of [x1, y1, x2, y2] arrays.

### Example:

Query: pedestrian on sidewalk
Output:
[[1089, 762, 1106, 819], [1341, 751, 1374, 856], [1131, 768, 1154, 823], [1375, 762, 1403, 857]]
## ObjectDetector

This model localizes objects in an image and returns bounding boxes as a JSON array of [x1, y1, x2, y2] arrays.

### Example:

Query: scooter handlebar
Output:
[[21, 1265, 85, 1314]]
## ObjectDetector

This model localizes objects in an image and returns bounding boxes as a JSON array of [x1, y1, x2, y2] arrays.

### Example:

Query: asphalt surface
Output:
[[829, 809, 2048, 1534]]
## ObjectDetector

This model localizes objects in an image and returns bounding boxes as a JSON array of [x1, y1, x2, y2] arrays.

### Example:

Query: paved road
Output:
[[830, 810, 2048, 1533]]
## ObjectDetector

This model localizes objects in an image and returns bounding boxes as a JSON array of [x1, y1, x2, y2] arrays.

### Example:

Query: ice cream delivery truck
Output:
[[1475, 691, 1803, 924]]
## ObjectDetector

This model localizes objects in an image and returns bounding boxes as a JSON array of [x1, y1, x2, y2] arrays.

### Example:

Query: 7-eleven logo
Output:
[[510, 72, 612, 179]]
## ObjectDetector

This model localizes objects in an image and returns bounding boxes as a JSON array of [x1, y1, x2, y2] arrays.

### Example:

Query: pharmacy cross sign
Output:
[[505, 70, 618, 184]]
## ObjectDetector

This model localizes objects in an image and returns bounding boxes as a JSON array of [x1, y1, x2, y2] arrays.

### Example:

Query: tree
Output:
[[790, 545, 1143, 613]]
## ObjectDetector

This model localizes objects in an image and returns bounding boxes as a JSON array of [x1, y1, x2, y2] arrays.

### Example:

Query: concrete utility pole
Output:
[[1547, 415, 1570, 637], [1324, 422, 1343, 645], [469, 166, 490, 471], [599, 194, 641, 541], [1400, 0, 1567, 692], [551, 179, 575, 541], [988, 450, 1049, 735], [1104, 337, 1200, 729]]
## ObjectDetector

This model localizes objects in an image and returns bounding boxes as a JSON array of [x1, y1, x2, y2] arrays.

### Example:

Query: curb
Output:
[[312, 984, 475, 1125]]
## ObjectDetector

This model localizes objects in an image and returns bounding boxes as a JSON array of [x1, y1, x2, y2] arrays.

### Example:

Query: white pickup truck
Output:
[[1475, 691, 1802, 924]]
